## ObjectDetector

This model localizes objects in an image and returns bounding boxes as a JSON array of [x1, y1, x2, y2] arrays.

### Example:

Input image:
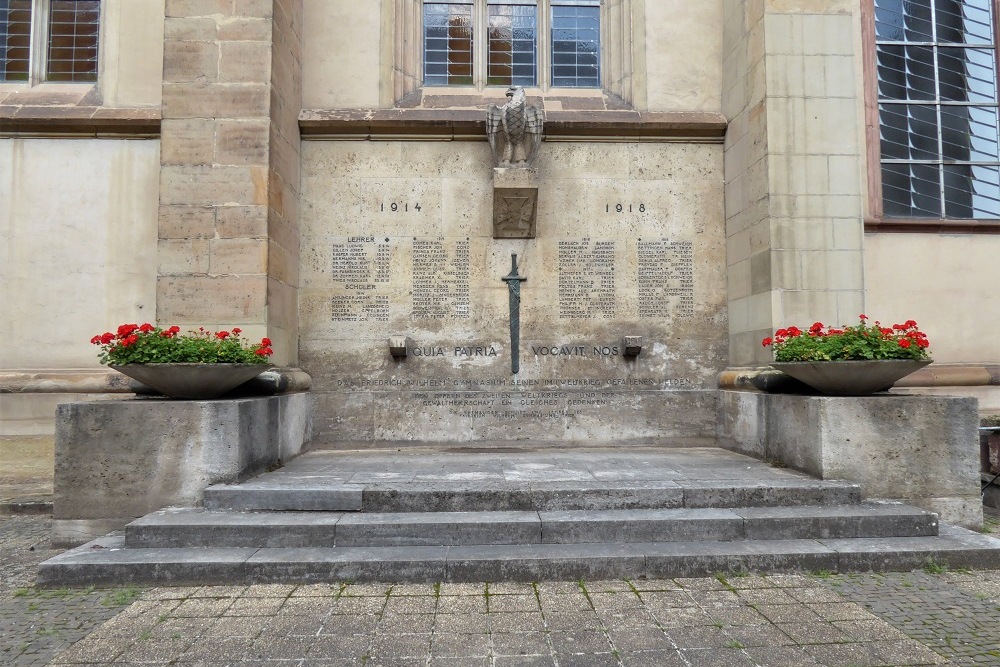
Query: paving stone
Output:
[[547, 629, 611, 654], [490, 611, 549, 632], [492, 656, 557, 667], [430, 632, 491, 657], [536, 611, 601, 631], [664, 625, 735, 649], [490, 631, 551, 656], [677, 647, 758, 667], [619, 650, 687, 666], [431, 612, 489, 634]]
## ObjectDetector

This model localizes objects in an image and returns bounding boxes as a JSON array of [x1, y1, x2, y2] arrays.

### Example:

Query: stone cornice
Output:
[[299, 109, 728, 142], [0, 106, 161, 138]]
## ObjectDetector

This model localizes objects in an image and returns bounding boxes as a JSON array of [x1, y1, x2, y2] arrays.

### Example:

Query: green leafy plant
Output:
[[762, 315, 930, 362], [91, 323, 273, 365]]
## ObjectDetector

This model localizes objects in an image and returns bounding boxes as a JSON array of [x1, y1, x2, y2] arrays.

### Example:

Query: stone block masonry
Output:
[[718, 391, 983, 528], [157, 0, 303, 365], [52, 394, 312, 547]]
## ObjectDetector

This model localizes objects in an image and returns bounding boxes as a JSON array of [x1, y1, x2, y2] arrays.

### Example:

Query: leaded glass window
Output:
[[0, 0, 32, 82], [47, 0, 100, 82], [0, 0, 99, 84], [876, 0, 1000, 218], [488, 3, 537, 86], [424, 2, 474, 85], [551, 0, 599, 88], [422, 0, 600, 89]]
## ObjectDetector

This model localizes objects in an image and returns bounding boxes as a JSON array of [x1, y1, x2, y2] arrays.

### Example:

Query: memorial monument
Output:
[[298, 87, 728, 446]]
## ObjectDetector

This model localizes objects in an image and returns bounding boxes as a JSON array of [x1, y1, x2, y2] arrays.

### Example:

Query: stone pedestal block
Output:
[[492, 167, 538, 238], [53, 393, 313, 546], [718, 391, 982, 528]]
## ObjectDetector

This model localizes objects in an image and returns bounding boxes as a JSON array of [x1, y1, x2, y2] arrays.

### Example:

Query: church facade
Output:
[[2, 0, 999, 441]]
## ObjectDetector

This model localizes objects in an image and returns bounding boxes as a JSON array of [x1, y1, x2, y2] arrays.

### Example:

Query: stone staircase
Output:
[[37, 447, 1000, 586]]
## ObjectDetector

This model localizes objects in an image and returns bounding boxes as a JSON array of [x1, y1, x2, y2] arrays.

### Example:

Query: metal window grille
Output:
[[488, 3, 537, 86], [423, 2, 474, 85], [551, 0, 599, 88], [46, 0, 99, 82], [876, 0, 1000, 218], [0, 0, 32, 82]]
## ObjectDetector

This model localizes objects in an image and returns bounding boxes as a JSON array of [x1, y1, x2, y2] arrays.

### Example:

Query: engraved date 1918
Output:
[[606, 204, 646, 213], [380, 202, 422, 212]]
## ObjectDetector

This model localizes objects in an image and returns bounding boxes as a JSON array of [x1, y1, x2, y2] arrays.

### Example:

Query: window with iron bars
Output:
[[874, 0, 1000, 219], [0, 0, 100, 84], [423, 0, 600, 89]]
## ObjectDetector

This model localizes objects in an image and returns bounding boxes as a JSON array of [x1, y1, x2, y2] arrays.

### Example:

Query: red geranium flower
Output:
[[139, 323, 155, 333], [216, 331, 230, 339]]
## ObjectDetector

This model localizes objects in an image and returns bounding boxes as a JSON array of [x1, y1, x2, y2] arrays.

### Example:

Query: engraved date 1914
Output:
[[380, 202, 422, 212]]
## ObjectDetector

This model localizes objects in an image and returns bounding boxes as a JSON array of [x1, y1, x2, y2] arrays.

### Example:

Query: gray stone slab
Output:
[[53, 395, 313, 546], [202, 484, 364, 511], [736, 504, 939, 540], [36, 536, 258, 588], [682, 480, 861, 508], [642, 539, 840, 578], [822, 526, 1000, 571], [336, 511, 541, 546], [244, 546, 449, 583], [528, 482, 684, 511], [446, 543, 647, 582], [539, 508, 743, 544], [362, 486, 536, 512], [125, 508, 343, 548]]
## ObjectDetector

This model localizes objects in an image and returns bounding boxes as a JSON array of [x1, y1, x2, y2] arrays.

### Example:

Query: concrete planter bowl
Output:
[[110, 363, 270, 400], [770, 359, 932, 396]]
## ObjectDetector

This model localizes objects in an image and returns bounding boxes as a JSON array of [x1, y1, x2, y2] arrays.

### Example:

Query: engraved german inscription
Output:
[[557, 239, 616, 319], [637, 239, 695, 318], [412, 238, 471, 319], [330, 237, 392, 322]]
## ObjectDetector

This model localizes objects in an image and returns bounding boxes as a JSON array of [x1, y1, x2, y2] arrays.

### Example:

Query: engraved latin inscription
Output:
[[637, 239, 695, 318], [557, 239, 616, 319], [412, 239, 471, 319], [330, 237, 391, 322]]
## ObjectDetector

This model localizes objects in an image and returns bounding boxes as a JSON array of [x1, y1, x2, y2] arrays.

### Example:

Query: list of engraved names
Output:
[[412, 239, 470, 319], [557, 239, 616, 319], [330, 237, 391, 322], [637, 239, 695, 318]]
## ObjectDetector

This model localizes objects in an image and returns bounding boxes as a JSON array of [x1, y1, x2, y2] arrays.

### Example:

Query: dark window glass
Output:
[[875, 0, 1000, 219], [423, 3, 474, 85], [47, 0, 100, 82], [0, 0, 32, 82]]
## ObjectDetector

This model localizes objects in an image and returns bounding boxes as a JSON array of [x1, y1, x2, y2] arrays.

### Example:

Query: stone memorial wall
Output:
[[300, 141, 727, 445]]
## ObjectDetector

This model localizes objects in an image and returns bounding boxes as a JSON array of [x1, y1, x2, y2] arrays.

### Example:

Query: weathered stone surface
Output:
[[718, 391, 983, 528], [53, 394, 313, 546], [299, 141, 727, 446]]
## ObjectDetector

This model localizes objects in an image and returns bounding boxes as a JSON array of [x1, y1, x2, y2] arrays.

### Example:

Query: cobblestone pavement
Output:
[[0, 516, 140, 667], [822, 570, 1000, 666], [3, 514, 1000, 666]]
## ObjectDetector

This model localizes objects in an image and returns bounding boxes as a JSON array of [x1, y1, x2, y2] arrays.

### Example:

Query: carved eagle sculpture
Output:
[[487, 86, 544, 167]]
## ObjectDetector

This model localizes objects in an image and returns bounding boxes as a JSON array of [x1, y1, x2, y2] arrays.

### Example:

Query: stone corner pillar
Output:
[[722, 0, 866, 367], [156, 0, 303, 365]]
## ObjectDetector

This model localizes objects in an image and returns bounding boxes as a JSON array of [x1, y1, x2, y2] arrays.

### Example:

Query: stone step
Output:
[[126, 504, 939, 549], [202, 478, 863, 513], [37, 525, 1000, 588]]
